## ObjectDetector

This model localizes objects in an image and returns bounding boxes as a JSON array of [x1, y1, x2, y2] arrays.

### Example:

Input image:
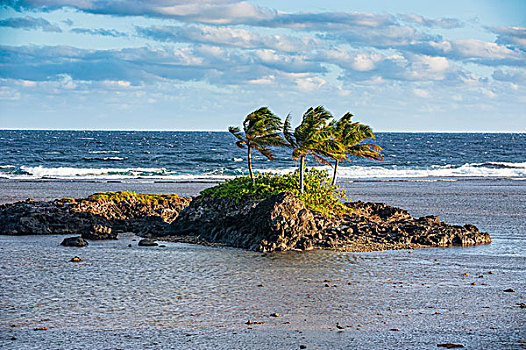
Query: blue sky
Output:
[[0, 1, 524, 131]]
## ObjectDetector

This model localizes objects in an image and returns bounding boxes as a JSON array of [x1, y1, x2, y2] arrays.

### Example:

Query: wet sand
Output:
[[0, 178, 525, 349]]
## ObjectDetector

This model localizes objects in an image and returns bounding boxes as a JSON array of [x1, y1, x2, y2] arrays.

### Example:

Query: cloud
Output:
[[0, 15, 61, 32], [402, 38, 526, 66], [0, 44, 326, 87], [70, 27, 128, 37], [3, 0, 523, 95], [413, 88, 430, 98], [492, 68, 526, 84], [2, 1, 437, 34], [399, 14, 463, 29], [490, 26, 526, 51], [0, 45, 205, 83], [315, 48, 464, 83], [6, 0, 275, 24], [136, 24, 319, 52]]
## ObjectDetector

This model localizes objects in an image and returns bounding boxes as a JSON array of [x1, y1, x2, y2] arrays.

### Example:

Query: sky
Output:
[[0, 0, 525, 131]]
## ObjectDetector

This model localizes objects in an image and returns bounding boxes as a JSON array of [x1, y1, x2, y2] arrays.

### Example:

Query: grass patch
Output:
[[200, 168, 350, 217], [69, 191, 181, 205]]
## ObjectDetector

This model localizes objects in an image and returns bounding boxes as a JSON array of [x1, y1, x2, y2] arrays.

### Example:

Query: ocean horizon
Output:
[[1, 130, 525, 183]]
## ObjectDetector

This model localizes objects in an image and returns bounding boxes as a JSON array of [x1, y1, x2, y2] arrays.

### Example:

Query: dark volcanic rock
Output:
[[138, 239, 158, 246], [0, 194, 191, 237], [167, 192, 318, 252], [1, 190, 491, 253], [81, 224, 116, 240], [61, 236, 88, 247], [165, 193, 491, 252]]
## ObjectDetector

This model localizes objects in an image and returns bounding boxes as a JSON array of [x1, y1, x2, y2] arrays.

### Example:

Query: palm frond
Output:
[[255, 145, 274, 160], [235, 141, 246, 149], [347, 143, 384, 160], [312, 152, 332, 166], [229, 126, 247, 149], [283, 114, 297, 148]]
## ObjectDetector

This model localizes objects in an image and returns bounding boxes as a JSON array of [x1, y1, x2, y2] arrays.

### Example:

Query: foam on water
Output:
[[0, 162, 523, 181]]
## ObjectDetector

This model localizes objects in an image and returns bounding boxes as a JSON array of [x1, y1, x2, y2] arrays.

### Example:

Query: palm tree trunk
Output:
[[248, 147, 254, 184], [299, 155, 305, 194], [331, 159, 339, 186]]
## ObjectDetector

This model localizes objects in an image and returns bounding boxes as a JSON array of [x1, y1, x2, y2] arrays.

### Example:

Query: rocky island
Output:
[[0, 187, 491, 252]]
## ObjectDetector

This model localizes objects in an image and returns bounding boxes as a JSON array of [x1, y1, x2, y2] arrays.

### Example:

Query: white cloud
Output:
[[413, 88, 430, 98], [481, 88, 496, 98]]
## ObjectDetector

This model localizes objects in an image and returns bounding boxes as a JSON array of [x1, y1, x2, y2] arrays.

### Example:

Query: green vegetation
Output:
[[284, 106, 341, 194], [200, 168, 350, 217], [223, 105, 383, 215], [76, 191, 180, 205], [228, 107, 288, 184]]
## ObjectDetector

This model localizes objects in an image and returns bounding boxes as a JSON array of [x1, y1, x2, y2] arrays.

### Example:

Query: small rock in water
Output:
[[138, 239, 158, 247], [128, 244, 132, 247], [437, 344, 464, 348], [504, 288, 516, 293], [61, 236, 88, 247], [71, 256, 82, 262], [300, 346, 307, 349]]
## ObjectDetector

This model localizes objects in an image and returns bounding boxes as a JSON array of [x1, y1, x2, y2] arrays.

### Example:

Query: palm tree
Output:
[[284, 106, 341, 194], [228, 107, 287, 184], [329, 112, 383, 186]]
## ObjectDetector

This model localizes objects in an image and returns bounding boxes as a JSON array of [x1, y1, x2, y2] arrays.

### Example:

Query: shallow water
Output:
[[1, 179, 525, 349]]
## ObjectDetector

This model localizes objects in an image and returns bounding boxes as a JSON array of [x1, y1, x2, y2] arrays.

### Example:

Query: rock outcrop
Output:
[[0, 191, 491, 253], [164, 192, 492, 252], [0, 194, 191, 238], [60, 236, 88, 247]]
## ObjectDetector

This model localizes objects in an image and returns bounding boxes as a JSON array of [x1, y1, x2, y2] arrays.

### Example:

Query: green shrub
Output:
[[200, 168, 350, 217], [80, 191, 180, 205]]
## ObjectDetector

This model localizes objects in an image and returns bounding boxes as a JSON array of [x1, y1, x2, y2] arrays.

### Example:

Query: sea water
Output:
[[0, 131, 525, 349], [0, 131, 525, 181]]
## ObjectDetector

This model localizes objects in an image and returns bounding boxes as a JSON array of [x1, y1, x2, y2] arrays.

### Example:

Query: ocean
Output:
[[1, 131, 525, 181], [0, 131, 525, 349]]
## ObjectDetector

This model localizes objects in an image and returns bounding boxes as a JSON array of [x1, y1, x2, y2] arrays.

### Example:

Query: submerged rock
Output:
[[138, 239, 158, 246], [61, 236, 88, 247], [165, 192, 491, 252]]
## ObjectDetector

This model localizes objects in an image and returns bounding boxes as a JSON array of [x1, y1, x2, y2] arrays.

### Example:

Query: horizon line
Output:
[[0, 128, 524, 133]]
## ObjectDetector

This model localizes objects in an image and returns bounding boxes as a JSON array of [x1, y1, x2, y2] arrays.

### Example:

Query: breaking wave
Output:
[[1, 162, 524, 181]]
